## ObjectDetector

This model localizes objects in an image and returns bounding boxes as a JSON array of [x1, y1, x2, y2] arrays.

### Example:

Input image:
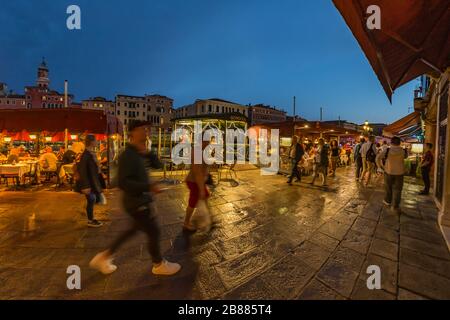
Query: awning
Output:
[[333, 0, 450, 101], [0, 108, 123, 135], [383, 111, 422, 139]]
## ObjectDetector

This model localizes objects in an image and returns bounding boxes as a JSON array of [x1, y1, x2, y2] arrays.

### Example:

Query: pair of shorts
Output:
[[187, 181, 209, 208]]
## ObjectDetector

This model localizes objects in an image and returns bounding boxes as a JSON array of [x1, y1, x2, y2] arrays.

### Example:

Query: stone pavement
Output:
[[0, 166, 449, 300]]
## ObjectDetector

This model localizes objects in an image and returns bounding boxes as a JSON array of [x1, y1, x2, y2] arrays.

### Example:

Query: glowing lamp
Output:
[[45, 137, 52, 142], [4, 137, 11, 142]]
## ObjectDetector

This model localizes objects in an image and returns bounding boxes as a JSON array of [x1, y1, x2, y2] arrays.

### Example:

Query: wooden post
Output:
[[158, 127, 162, 158], [64, 128, 68, 150]]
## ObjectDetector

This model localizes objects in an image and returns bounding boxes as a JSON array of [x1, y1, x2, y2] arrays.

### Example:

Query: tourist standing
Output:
[[329, 140, 340, 177], [419, 143, 434, 195], [77, 135, 103, 227], [353, 138, 365, 181], [89, 120, 181, 276], [287, 135, 305, 184], [376, 136, 408, 213], [360, 135, 377, 186], [310, 138, 329, 186]]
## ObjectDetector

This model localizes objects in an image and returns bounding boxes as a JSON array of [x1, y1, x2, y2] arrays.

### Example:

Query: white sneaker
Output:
[[152, 259, 181, 276], [89, 251, 117, 275]]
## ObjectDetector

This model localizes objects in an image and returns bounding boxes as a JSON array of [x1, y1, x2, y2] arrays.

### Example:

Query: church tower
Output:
[[36, 57, 50, 89]]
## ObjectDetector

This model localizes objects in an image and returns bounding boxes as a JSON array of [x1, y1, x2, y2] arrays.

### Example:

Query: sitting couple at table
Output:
[[38, 147, 66, 182]]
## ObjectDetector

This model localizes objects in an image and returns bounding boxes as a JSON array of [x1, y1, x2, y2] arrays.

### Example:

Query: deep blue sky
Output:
[[1, 0, 416, 124]]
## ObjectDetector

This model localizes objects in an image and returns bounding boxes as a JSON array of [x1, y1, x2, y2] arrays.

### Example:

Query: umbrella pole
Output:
[[64, 128, 68, 150]]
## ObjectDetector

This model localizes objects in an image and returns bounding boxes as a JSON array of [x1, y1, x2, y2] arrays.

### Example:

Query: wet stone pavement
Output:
[[0, 166, 450, 300]]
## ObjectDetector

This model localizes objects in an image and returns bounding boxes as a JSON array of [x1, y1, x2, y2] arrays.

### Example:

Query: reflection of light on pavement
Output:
[[23, 212, 36, 232]]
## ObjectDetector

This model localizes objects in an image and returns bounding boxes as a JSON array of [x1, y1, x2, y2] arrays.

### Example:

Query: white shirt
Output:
[[376, 146, 407, 175], [40, 152, 58, 171]]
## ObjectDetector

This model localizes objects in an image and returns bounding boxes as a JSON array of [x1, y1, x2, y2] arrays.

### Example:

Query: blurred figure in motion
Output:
[[287, 135, 304, 185], [183, 140, 211, 232], [89, 120, 181, 276], [353, 137, 365, 181]]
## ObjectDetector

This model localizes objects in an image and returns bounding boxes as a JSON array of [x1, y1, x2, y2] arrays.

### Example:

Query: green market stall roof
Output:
[[0, 108, 122, 134], [333, 0, 450, 102]]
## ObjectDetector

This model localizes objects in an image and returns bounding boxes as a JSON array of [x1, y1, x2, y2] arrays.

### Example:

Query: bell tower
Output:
[[37, 57, 50, 89]]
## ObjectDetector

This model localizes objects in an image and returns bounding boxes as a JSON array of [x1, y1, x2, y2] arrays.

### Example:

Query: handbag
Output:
[[193, 200, 212, 232]]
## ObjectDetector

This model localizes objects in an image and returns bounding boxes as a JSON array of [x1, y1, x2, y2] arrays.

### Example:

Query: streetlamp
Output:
[[363, 120, 372, 136]]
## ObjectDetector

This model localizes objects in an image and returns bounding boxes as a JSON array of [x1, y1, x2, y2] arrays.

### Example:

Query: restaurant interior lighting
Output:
[[4, 137, 11, 142], [45, 137, 52, 142], [70, 134, 78, 140], [29, 134, 37, 140]]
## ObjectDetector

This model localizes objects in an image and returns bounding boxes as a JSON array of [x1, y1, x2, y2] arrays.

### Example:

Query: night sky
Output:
[[1, 0, 416, 124]]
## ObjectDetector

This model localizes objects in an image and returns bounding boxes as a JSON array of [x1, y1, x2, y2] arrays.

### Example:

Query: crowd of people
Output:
[[0, 142, 109, 187], [2, 126, 434, 280], [286, 134, 434, 214]]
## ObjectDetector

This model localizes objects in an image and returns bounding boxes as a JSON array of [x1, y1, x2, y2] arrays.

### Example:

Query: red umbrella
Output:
[[12, 130, 31, 141]]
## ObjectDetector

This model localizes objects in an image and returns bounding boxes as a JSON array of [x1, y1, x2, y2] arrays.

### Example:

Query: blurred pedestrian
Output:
[[287, 135, 305, 184], [310, 138, 329, 186], [329, 140, 339, 177], [184, 140, 211, 232], [377, 136, 408, 213], [89, 120, 181, 276], [353, 138, 365, 181], [419, 143, 434, 195], [360, 135, 377, 186]]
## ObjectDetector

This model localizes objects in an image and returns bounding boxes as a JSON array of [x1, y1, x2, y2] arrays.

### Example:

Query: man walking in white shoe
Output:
[[376, 136, 408, 213], [89, 120, 181, 276]]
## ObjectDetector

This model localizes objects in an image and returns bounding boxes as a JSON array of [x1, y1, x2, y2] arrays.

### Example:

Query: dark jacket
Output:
[[290, 143, 305, 162], [78, 150, 102, 194], [119, 144, 162, 213], [320, 145, 330, 166]]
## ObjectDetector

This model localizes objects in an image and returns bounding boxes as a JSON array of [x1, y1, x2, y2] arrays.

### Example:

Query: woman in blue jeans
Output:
[[77, 135, 104, 228]]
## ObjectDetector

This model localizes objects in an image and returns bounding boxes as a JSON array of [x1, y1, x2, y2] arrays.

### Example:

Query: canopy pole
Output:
[[158, 127, 162, 158], [64, 128, 68, 150]]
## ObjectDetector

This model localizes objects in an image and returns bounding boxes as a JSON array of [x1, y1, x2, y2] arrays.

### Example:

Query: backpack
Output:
[[382, 148, 390, 166], [320, 145, 329, 166], [366, 143, 376, 163]]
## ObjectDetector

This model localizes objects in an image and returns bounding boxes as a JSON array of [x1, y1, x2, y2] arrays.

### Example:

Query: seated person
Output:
[[39, 147, 65, 180], [56, 146, 66, 161], [62, 148, 77, 164], [7, 148, 20, 164], [18, 146, 30, 159]]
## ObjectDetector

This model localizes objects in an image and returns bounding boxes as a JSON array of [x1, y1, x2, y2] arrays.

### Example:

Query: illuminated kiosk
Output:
[[172, 113, 248, 163]]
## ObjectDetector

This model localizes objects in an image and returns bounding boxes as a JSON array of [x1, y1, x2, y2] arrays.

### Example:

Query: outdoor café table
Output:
[[159, 157, 182, 185], [0, 163, 31, 185]]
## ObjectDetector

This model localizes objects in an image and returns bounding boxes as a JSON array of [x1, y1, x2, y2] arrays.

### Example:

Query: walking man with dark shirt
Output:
[[419, 143, 434, 195], [287, 135, 305, 184], [89, 120, 181, 276]]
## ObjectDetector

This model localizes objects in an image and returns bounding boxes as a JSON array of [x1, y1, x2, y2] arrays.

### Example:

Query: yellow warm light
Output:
[[29, 134, 37, 140], [45, 137, 52, 142], [70, 135, 78, 140], [4, 137, 11, 142]]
